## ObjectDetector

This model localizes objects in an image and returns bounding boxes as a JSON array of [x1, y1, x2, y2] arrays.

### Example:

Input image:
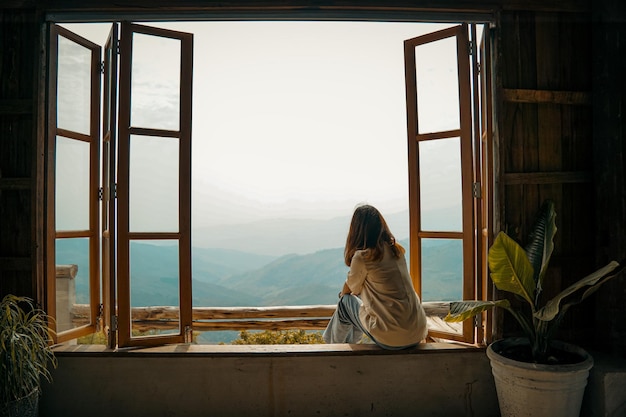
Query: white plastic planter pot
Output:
[[486, 338, 594, 417]]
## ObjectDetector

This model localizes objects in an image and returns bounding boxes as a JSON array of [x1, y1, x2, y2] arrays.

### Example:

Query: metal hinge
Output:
[[100, 61, 105, 74], [113, 183, 117, 199], [474, 314, 482, 329], [469, 40, 475, 55], [472, 182, 482, 198], [98, 187, 104, 201], [111, 315, 118, 332], [184, 325, 193, 343]]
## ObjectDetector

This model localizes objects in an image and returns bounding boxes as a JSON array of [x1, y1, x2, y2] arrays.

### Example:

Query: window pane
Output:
[[419, 137, 462, 231], [56, 136, 90, 231], [421, 238, 463, 302], [55, 238, 90, 332], [129, 135, 179, 232], [57, 35, 92, 135], [130, 240, 180, 336], [131, 33, 181, 131], [415, 36, 460, 134]]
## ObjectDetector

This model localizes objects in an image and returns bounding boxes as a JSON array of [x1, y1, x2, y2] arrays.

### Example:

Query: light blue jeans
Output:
[[323, 294, 414, 350]]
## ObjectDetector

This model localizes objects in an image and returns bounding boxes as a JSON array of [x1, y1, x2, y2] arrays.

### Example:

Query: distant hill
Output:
[[55, 219, 463, 309], [218, 247, 348, 305], [55, 240, 268, 307], [191, 206, 461, 256], [192, 210, 411, 256]]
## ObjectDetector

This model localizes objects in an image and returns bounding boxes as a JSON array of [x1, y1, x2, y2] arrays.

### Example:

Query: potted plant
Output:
[[445, 200, 622, 417], [0, 295, 57, 417]]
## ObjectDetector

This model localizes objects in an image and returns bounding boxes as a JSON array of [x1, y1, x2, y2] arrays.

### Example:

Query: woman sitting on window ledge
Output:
[[323, 204, 428, 349]]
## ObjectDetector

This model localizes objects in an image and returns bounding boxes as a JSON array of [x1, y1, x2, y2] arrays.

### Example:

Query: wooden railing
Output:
[[70, 302, 458, 333], [59, 264, 461, 337]]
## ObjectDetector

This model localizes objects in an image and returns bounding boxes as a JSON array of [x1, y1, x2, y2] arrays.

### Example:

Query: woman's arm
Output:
[[339, 281, 351, 297]]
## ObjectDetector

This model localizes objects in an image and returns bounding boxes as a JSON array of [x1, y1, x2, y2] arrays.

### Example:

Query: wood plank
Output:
[[0, 178, 31, 190], [70, 302, 452, 332], [502, 88, 590, 105], [0, 256, 31, 270], [27, 0, 591, 15], [0, 99, 32, 114], [502, 170, 591, 184]]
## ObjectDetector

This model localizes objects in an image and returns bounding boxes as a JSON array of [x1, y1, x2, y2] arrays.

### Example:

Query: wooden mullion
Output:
[[55, 230, 91, 238], [404, 33, 421, 295], [178, 28, 194, 336], [56, 128, 93, 142], [46, 24, 60, 339], [457, 23, 477, 344], [418, 231, 463, 239], [128, 127, 181, 138], [416, 129, 462, 141]]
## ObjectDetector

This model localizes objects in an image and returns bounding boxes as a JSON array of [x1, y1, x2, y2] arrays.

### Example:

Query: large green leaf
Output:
[[488, 232, 536, 306], [524, 200, 557, 292], [534, 261, 621, 321], [444, 300, 511, 322]]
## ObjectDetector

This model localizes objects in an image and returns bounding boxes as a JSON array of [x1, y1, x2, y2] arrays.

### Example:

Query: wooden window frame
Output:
[[115, 22, 194, 348], [46, 24, 102, 343], [404, 23, 492, 344], [45, 18, 493, 349]]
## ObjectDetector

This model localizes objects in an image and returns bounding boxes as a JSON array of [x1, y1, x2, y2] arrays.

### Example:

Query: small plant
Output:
[[445, 200, 622, 363], [0, 295, 57, 410], [231, 329, 324, 345]]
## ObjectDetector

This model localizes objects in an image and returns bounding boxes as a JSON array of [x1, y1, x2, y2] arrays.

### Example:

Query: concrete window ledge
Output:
[[43, 342, 498, 417], [52, 341, 481, 357]]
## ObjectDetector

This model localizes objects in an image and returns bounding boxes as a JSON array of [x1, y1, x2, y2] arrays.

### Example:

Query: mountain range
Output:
[[56, 237, 462, 308]]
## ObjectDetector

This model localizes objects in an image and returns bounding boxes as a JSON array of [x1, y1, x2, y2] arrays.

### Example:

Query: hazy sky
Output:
[[60, 21, 461, 232]]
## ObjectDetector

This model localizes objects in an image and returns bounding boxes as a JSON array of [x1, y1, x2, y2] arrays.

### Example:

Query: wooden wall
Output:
[[0, 0, 624, 356], [591, 0, 626, 357], [493, 10, 597, 344], [0, 9, 40, 301]]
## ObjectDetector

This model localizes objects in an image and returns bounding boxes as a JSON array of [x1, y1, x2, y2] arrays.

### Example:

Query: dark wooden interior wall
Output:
[[592, 0, 626, 357], [0, 9, 39, 301], [494, 10, 597, 345], [0, 0, 624, 356]]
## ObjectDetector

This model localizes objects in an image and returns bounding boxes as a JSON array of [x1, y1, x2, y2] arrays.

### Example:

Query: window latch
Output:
[[96, 303, 104, 332]]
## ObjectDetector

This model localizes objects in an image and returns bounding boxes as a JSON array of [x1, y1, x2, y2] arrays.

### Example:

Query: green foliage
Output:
[[230, 330, 324, 345], [77, 330, 107, 345], [0, 295, 57, 405], [445, 200, 622, 363]]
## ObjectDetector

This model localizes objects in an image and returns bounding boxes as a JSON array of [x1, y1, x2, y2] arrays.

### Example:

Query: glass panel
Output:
[[419, 137, 462, 231], [131, 33, 181, 131], [421, 237, 463, 330], [130, 240, 180, 336], [55, 238, 90, 332], [415, 36, 460, 134], [56, 136, 90, 231], [129, 135, 179, 232], [57, 35, 92, 135]]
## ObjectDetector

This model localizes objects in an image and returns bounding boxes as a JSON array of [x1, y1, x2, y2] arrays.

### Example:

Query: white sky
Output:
[[60, 21, 462, 230]]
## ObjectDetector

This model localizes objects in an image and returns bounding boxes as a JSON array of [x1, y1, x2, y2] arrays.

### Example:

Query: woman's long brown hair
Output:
[[344, 204, 404, 266]]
